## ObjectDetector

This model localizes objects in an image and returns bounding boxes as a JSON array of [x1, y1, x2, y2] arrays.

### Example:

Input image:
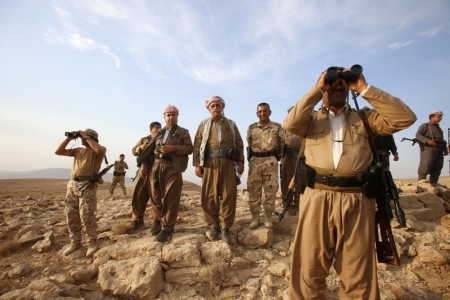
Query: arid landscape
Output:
[[0, 176, 450, 299]]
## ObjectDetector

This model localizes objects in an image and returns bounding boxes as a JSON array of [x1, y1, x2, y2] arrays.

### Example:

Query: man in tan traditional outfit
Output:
[[108, 154, 129, 197], [193, 96, 245, 243], [138, 105, 193, 242], [130, 122, 161, 229], [55, 128, 107, 257], [284, 67, 416, 299]]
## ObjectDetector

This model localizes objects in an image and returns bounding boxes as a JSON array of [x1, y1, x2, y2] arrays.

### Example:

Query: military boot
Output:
[[206, 225, 220, 241], [249, 212, 260, 229], [221, 228, 231, 244], [264, 211, 273, 229], [86, 241, 99, 258], [63, 241, 82, 256]]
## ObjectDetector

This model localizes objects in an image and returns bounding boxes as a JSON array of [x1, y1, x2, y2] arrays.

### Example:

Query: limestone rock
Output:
[[27, 278, 82, 298], [94, 236, 163, 261], [8, 263, 31, 278], [161, 243, 202, 268], [98, 257, 164, 300], [238, 227, 274, 249], [31, 230, 54, 253], [199, 242, 233, 264], [165, 267, 201, 285], [69, 268, 97, 283], [417, 246, 448, 265], [441, 214, 450, 231]]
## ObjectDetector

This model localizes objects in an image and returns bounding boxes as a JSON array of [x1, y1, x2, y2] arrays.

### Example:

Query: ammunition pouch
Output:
[[356, 161, 383, 198]]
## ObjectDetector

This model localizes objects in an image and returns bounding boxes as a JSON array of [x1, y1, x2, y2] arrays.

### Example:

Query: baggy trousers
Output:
[[418, 146, 444, 184], [65, 180, 98, 243], [280, 154, 300, 208], [202, 158, 237, 228], [109, 175, 126, 195], [131, 172, 157, 222], [150, 160, 183, 232], [290, 188, 380, 300]]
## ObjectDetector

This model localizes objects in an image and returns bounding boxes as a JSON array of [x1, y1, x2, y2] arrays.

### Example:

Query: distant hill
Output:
[[0, 168, 134, 185]]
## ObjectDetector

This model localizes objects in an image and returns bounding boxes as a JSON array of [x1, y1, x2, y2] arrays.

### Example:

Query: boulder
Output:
[[199, 241, 233, 264], [161, 243, 202, 268], [98, 257, 164, 300], [238, 227, 274, 249], [31, 230, 54, 253], [94, 236, 163, 261]]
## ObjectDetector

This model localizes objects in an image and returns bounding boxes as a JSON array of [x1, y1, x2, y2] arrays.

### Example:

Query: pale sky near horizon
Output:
[[0, 0, 449, 187]]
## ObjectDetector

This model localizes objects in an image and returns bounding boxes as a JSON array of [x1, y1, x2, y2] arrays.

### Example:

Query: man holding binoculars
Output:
[[55, 128, 106, 258], [284, 66, 416, 299]]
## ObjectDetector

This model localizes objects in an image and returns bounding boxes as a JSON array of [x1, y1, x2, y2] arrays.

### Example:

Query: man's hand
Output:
[[138, 166, 149, 179], [426, 140, 436, 147], [348, 70, 368, 94], [237, 160, 244, 175], [161, 145, 176, 154], [315, 71, 330, 93], [195, 166, 203, 178], [393, 154, 399, 161]]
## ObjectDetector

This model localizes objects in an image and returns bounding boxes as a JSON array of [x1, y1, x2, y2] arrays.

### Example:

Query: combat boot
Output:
[[206, 225, 220, 241], [264, 211, 273, 229], [249, 212, 260, 229], [86, 241, 99, 257], [131, 218, 144, 229], [151, 220, 162, 236], [63, 241, 82, 256], [221, 228, 231, 244]]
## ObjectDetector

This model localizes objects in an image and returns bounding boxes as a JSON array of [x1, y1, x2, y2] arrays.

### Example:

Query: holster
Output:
[[246, 146, 253, 162], [357, 161, 383, 198], [297, 159, 315, 194], [274, 145, 282, 161]]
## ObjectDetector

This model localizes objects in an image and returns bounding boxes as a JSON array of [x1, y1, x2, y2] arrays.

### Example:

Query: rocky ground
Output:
[[0, 177, 450, 300]]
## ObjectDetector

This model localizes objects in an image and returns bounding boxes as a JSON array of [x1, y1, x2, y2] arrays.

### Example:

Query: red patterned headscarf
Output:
[[163, 105, 179, 115], [205, 96, 225, 109]]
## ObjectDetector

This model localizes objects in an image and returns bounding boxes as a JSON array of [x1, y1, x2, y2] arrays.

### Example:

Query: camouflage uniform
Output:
[[65, 147, 104, 244], [247, 121, 284, 213], [109, 160, 128, 196], [374, 135, 398, 172], [280, 130, 303, 210]]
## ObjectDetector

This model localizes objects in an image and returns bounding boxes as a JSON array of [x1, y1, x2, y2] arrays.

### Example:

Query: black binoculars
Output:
[[65, 131, 81, 138], [325, 64, 363, 84]]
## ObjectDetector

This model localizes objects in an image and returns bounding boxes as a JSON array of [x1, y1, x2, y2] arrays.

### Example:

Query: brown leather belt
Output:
[[314, 174, 363, 187], [253, 151, 276, 158]]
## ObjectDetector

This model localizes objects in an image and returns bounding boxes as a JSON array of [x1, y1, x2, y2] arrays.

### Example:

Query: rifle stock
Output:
[[274, 177, 295, 221]]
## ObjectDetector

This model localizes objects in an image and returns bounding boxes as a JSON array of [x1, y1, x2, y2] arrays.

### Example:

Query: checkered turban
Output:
[[205, 96, 225, 109]]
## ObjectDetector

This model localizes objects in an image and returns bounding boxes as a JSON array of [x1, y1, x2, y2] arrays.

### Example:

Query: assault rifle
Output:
[[401, 137, 424, 151], [382, 171, 406, 227], [274, 177, 295, 221], [77, 164, 114, 197]]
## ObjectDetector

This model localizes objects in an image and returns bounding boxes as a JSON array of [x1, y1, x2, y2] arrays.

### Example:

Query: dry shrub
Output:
[[111, 222, 134, 235], [199, 262, 229, 298], [0, 240, 19, 257]]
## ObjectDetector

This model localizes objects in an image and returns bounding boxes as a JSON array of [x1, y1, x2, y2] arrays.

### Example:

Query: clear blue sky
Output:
[[0, 0, 449, 187]]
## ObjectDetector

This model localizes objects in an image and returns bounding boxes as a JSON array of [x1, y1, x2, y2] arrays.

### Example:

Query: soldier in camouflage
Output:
[[55, 128, 106, 258], [374, 135, 399, 172], [247, 103, 284, 229]]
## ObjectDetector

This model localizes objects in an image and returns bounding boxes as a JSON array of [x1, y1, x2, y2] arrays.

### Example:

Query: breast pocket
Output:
[[344, 124, 369, 149], [306, 122, 326, 145]]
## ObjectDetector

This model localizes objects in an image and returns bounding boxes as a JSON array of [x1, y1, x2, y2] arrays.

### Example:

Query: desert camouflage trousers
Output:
[[65, 180, 98, 243], [109, 175, 126, 196], [247, 156, 279, 213]]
